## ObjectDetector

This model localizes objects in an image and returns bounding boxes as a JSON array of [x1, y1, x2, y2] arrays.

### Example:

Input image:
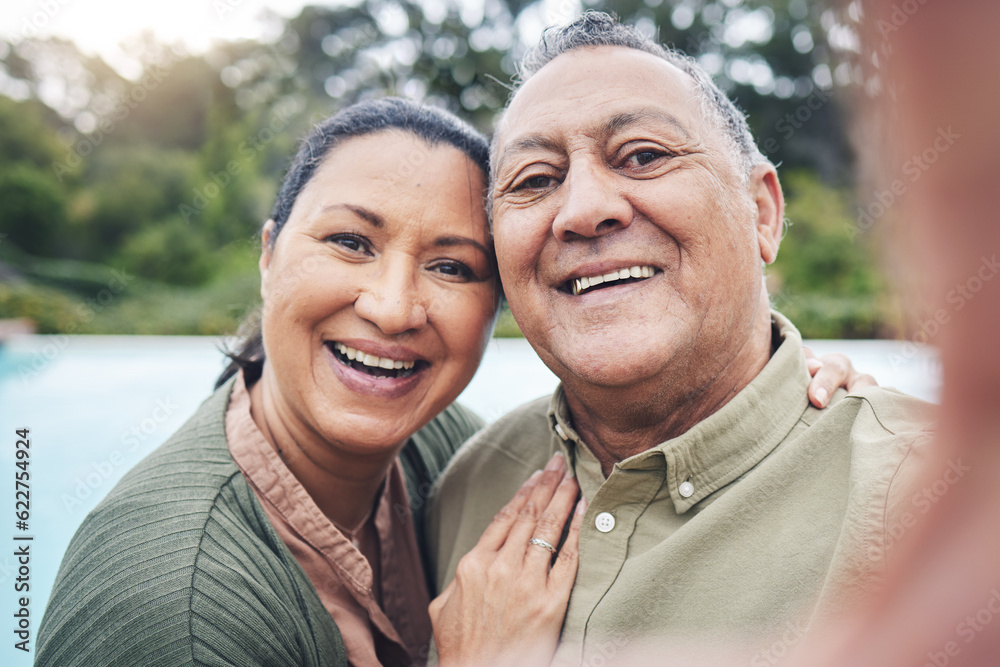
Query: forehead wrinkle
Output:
[[604, 109, 692, 141]]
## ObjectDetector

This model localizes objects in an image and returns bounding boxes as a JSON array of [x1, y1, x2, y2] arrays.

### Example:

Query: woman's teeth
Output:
[[334, 343, 415, 370], [571, 265, 655, 296]]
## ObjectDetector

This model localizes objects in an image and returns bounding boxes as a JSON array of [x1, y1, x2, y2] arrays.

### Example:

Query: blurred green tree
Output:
[[0, 165, 67, 256], [0, 1, 889, 337], [769, 171, 896, 338]]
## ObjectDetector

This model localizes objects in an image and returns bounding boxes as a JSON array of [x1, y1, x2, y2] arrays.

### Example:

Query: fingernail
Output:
[[545, 453, 565, 472], [576, 497, 589, 515], [815, 388, 828, 406], [526, 470, 543, 485]]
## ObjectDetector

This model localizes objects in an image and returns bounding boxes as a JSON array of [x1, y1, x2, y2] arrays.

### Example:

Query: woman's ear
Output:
[[259, 220, 276, 301], [750, 165, 785, 265]]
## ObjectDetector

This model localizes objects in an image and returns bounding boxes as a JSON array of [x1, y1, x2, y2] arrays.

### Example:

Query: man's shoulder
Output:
[[779, 385, 937, 613], [427, 394, 555, 592], [806, 385, 935, 471], [445, 394, 554, 474], [811, 385, 935, 434], [793, 384, 935, 494]]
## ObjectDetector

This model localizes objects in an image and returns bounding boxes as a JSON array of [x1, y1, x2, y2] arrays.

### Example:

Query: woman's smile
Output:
[[325, 339, 431, 400]]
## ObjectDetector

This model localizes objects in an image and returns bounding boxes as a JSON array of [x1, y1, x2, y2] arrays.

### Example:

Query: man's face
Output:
[[492, 46, 781, 396]]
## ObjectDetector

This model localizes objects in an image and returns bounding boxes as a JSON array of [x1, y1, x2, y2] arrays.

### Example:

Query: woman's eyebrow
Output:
[[322, 203, 384, 227], [434, 235, 491, 257]]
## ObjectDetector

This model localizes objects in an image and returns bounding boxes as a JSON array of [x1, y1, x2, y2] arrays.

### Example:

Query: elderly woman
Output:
[[36, 98, 868, 667]]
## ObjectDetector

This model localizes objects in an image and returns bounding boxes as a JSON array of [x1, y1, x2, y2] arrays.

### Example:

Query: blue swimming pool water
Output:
[[0, 335, 939, 665]]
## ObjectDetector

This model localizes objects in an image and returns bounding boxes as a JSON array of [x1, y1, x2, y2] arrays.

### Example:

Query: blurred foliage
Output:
[[0, 281, 84, 334], [0, 165, 68, 255], [770, 171, 901, 338], [0, 0, 897, 338], [493, 302, 523, 338]]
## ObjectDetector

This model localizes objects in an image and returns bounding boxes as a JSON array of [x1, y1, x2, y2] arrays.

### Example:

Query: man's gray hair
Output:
[[507, 11, 769, 180]]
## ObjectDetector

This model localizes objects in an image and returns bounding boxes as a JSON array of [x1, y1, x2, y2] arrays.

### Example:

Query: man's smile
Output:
[[566, 264, 658, 296]]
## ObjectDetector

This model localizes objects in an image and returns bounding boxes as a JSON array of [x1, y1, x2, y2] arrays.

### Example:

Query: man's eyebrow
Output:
[[434, 235, 491, 258], [496, 109, 692, 177], [603, 109, 691, 139], [322, 203, 384, 227], [495, 135, 564, 177]]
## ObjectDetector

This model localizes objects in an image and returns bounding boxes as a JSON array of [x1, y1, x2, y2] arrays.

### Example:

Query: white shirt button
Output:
[[679, 481, 695, 498], [595, 512, 616, 533], [554, 423, 568, 440]]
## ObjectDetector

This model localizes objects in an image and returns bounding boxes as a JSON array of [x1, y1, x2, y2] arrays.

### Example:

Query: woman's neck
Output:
[[247, 375, 397, 531]]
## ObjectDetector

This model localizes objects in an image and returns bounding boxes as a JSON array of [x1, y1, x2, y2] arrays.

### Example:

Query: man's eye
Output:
[[514, 174, 553, 190], [629, 150, 667, 166]]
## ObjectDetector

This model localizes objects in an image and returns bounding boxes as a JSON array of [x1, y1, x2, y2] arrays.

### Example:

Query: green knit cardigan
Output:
[[36, 378, 483, 666]]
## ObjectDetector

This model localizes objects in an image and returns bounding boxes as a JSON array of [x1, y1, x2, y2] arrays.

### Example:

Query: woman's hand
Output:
[[430, 453, 586, 667], [803, 347, 878, 408]]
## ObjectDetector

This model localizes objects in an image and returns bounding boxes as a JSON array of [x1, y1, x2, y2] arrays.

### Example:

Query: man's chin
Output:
[[554, 352, 677, 393]]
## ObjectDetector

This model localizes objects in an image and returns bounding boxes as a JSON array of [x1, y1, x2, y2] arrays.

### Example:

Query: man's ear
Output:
[[750, 165, 785, 265], [259, 220, 276, 301]]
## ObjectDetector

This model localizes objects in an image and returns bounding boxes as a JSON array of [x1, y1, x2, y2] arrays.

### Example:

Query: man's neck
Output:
[[565, 312, 776, 478]]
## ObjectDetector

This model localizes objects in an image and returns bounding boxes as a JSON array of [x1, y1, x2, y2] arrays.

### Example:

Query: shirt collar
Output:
[[547, 311, 812, 514]]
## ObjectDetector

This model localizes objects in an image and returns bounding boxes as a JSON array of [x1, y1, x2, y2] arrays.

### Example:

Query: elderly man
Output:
[[428, 12, 933, 664]]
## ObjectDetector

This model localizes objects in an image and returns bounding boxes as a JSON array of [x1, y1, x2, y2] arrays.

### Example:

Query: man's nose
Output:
[[354, 259, 428, 335], [551, 163, 633, 240]]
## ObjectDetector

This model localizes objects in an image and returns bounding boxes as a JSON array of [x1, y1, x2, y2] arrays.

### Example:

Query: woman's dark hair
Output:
[[215, 98, 490, 389]]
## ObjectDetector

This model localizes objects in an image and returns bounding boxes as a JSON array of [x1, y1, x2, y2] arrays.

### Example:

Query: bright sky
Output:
[[2, 0, 315, 74]]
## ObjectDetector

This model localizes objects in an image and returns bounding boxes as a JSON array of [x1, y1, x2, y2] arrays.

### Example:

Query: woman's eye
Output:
[[328, 234, 370, 253], [431, 261, 474, 280]]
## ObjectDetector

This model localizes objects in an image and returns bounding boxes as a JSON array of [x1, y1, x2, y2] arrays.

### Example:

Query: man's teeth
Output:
[[334, 343, 415, 370], [572, 265, 655, 295]]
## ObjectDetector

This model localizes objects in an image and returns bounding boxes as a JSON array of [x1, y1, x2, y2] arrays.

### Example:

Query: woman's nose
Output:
[[354, 259, 428, 335]]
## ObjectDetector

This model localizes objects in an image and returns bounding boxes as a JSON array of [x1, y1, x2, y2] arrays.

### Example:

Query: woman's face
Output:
[[258, 130, 498, 453]]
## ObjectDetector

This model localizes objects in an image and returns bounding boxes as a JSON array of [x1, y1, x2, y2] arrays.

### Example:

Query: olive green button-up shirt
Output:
[[428, 313, 935, 664]]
